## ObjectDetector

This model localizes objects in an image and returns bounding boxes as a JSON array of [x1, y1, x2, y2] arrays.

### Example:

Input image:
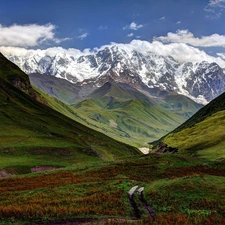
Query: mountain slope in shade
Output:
[[152, 92, 225, 159], [87, 82, 156, 106], [0, 53, 140, 173], [29, 73, 86, 104]]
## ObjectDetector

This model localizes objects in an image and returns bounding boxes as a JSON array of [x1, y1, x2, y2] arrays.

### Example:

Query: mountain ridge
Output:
[[5, 44, 225, 104]]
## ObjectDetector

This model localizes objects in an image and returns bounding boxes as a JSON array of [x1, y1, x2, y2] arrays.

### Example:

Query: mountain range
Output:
[[1, 43, 225, 225], [5, 44, 225, 105]]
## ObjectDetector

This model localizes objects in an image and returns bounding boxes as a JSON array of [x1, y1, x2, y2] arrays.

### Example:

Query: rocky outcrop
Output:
[[155, 142, 178, 154], [0, 170, 14, 178]]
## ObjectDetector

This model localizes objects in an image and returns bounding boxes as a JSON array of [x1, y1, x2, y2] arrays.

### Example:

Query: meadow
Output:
[[1, 154, 225, 224]]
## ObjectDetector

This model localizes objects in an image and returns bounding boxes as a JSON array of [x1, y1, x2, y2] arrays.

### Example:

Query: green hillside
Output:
[[89, 82, 156, 105], [0, 53, 140, 174], [72, 97, 185, 147], [88, 82, 202, 119], [29, 74, 202, 147], [71, 82, 203, 147], [152, 92, 225, 160], [34, 81, 202, 148], [159, 93, 204, 118]]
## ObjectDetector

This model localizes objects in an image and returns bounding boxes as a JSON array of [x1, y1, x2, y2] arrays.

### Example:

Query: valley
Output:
[[32, 79, 201, 148], [1, 0, 225, 224], [28, 74, 202, 147], [0, 45, 225, 224]]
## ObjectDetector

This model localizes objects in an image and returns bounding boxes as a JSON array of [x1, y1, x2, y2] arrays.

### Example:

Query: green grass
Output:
[[151, 91, 225, 161], [162, 110, 225, 159], [146, 175, 225, 199]]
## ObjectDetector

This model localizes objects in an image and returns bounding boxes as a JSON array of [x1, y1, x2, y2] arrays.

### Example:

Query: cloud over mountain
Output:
[[0, 23, 70, 47], [108, 40, 225, 68], [1, 37, 225, 68], [154, 30, 225, 47]]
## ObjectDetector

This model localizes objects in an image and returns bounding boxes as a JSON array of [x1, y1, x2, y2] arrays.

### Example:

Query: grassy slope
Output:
[[71, 82, 192, 147], [34, 83, 186, 147], [152, 92, 225, 160], [0, 53, 140, 172], [163, 110, 225, 159], [30, 75, 202, 146], [74, 97, 186, 147]]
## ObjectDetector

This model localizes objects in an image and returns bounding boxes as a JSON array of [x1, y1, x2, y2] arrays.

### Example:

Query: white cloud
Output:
[[0, 46, 88, 59], [0, 23, 69, 47], [176, 21, 181, 24], [159, 16, 166, 20], [207, 0, 225, 8], [217, 53, 225, 59], [98, 25, 108, 30], [204, 0, 225, 17], [155, 30, 225, 47], [127, 33, 134, 37], [77, 33, 89, 40], [123, 22, 144, 30]]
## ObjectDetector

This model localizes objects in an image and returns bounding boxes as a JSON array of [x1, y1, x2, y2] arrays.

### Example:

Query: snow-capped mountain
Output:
[[5, 45, 225, 104]]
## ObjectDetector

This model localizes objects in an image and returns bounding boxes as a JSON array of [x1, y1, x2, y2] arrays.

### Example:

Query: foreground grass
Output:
[[1, 154, 225, 224]]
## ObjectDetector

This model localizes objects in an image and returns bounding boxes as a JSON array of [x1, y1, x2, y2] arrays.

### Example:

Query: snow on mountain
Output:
[[3, 44, 225, 104]]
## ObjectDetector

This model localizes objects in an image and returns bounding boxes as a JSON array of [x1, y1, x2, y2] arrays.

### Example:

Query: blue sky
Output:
[[0, 0, 225, 66]]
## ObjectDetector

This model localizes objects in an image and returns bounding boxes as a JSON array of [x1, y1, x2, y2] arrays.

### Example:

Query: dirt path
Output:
[[128, 186, 155, 220]]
